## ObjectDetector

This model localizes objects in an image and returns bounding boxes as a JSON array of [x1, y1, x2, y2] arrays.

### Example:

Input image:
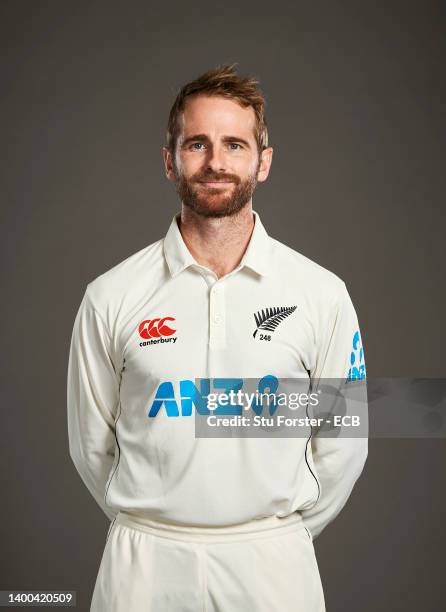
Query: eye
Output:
[[190, 142, 205, 150], [229, 143, 242, 150]]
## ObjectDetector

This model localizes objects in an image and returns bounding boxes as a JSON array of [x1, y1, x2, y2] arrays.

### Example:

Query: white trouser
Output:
[[90, 510, 326, 611]]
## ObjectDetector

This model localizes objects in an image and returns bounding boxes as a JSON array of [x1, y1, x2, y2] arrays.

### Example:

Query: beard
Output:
[[172, 160, 260, 218]]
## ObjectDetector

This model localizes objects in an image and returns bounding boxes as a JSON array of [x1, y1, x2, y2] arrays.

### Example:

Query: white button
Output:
[[213, 314, 221, 324]]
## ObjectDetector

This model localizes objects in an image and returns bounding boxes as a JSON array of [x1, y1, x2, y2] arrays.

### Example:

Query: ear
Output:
[[256, 147, 273, 182], [162, 146, 176, 182]]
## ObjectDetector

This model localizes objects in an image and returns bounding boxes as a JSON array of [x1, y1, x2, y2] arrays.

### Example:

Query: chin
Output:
[[186, 198, 249, 218]]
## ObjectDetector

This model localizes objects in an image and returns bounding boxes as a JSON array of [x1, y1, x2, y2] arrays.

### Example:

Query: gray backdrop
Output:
[[1, 1, 445, 610]]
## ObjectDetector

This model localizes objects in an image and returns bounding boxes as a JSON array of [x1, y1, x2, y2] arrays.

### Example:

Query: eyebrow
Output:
[[181, 134, 252, 149]]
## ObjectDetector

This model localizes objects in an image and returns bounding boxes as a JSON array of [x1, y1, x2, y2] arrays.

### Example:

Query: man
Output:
[[67, 64, 368, 611]]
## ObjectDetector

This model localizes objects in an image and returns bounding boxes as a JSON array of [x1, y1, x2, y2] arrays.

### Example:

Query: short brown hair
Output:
[[166, 63, 269, 155]]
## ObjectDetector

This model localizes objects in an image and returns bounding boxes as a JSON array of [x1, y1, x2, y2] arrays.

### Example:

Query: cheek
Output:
[[244, 157, 261, 177], [178, 153, 203, 176], [173, 157, 192, 180], [230, 155, 256, 174]]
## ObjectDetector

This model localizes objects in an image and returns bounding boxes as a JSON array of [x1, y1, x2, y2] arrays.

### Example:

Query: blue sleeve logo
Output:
[[347, 330, 366, 381]]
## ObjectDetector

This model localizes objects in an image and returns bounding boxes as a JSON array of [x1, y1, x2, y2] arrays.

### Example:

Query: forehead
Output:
[[179, 94, 256, 139]]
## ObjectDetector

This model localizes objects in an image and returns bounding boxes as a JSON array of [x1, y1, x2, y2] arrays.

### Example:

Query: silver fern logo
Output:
[[253, 306, 297, 339]]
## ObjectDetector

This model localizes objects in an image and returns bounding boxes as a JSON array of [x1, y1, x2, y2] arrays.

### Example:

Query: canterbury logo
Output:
[[253, 306, 297, 338], [138, 317, 176, 339]]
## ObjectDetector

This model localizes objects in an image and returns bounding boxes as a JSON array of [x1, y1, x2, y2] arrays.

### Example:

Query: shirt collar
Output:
[[163, 209, 272, 278]]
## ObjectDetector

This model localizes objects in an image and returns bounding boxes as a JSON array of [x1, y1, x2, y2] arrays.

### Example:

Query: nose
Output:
[[205, 144, 226, 173]]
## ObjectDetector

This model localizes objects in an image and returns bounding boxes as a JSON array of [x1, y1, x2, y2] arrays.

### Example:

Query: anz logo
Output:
[[347, 330, 366, 382], [148, 376, 279, 418]]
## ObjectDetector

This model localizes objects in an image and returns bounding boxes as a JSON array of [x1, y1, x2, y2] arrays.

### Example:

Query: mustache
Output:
[[193, 173, 240, 183]]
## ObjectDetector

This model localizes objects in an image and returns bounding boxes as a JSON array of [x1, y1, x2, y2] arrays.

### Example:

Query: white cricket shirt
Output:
[[67, 210, 368, 539]]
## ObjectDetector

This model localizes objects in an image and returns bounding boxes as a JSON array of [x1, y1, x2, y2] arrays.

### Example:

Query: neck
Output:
[[178, 203, 255, 278]]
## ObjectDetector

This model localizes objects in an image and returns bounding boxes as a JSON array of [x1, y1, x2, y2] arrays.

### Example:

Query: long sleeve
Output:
[[301, 281, 368, 540], [67, 286, 121, 521]]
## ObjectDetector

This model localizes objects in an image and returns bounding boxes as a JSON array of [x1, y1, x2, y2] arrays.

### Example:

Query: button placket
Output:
[[209, 282, 226, 348]]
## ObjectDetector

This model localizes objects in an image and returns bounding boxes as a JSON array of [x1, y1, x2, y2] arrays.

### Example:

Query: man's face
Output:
[[163, 95, 273, 218]]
